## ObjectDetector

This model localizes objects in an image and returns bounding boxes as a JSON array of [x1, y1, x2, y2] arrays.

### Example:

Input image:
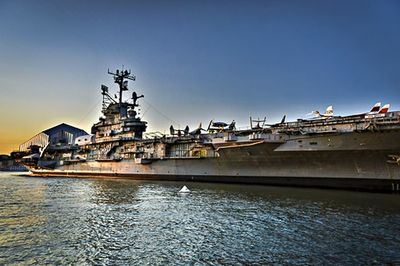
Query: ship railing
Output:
[[144, 131, 165, 139], [279, 113, 400, 130], [372, 116, 400, 125], [48, 144, 78, 151]]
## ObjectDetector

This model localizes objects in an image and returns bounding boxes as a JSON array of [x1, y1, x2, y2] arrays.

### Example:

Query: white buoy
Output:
[[179, 185, 190, 193]]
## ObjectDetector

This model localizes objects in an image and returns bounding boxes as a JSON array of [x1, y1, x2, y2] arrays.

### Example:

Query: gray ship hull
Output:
[[28, 132, 400, 192], [18, 69, 400, 192]]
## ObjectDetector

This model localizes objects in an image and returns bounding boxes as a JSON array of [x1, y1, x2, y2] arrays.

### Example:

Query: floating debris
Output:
[[179, 185, 190, 193]]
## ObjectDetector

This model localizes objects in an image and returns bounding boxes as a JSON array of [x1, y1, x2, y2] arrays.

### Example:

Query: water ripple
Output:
[[1, 172, 400, 265]]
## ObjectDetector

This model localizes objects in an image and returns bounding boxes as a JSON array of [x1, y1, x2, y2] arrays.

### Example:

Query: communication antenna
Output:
[[107, 68, 136, 104]]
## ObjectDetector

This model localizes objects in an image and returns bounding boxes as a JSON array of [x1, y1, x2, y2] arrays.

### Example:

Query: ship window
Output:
[[309, 142, 318, 145], [298, 140, 302, 143]]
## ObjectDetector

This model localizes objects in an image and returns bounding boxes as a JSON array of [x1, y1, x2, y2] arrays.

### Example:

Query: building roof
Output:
[[0, 154, 10, 160], [42, 123, 88, 136]]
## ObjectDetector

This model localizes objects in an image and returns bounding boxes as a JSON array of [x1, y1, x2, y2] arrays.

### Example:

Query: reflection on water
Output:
[[1, 172, 400, 265]]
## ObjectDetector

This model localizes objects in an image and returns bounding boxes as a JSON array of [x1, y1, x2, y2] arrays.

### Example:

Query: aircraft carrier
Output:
[[21, 69, 400, 192]]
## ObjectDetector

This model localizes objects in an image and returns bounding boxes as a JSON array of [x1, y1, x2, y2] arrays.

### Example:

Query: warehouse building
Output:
[[19, 123, 88, 152]]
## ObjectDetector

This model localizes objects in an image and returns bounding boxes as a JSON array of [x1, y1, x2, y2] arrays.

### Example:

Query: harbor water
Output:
[[1, 172, 399, 265]]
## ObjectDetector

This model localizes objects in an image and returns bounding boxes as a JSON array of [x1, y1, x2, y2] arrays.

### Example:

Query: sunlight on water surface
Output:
[[1, 172, 399, 265]]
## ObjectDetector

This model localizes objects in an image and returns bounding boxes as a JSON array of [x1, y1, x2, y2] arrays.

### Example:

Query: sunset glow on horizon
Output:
[[1, 0, 400, 154]]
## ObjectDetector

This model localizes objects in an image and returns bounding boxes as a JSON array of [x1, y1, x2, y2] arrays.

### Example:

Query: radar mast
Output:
[[107, 68, 136, 104]]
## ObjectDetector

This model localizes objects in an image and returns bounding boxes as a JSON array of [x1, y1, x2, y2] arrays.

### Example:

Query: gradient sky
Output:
[[1, 0, 400, 154]]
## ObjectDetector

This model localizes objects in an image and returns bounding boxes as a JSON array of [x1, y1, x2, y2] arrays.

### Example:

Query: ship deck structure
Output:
[[19, 69, 400, 192]]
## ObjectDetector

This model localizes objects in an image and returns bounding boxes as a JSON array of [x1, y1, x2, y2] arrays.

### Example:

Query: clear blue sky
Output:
[[1, 0, 400, 153]]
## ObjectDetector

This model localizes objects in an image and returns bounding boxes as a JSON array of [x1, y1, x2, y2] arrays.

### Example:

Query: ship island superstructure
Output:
[[21, 69, 400, 192]]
